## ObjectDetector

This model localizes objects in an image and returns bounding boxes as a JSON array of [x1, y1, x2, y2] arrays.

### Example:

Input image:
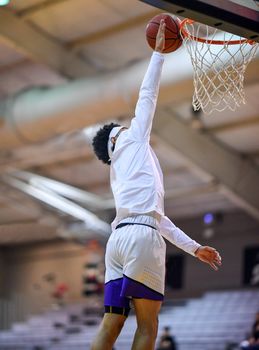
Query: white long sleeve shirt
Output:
[[110, 52, 200, 256]]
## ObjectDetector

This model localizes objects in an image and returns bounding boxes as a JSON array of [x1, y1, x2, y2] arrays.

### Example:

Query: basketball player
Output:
[[91, 20, 222, 350]]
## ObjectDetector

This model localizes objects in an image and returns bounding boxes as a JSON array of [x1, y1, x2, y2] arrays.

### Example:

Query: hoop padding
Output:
[[180, 19, 259, 115]]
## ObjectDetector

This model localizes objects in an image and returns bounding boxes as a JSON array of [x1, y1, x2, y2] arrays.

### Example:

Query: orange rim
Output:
[[180, 18, 255, 45]]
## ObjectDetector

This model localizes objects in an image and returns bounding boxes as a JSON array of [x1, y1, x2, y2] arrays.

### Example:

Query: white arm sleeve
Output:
[[111, 217, 118, 232], [160, 215, 201, 256], [128, 51, 164, 141]]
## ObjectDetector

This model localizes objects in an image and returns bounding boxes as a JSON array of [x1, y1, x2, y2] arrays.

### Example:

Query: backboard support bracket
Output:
[[140, 0, 259, 42]]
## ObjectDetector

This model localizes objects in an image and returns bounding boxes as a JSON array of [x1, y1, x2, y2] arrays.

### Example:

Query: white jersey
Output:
[[109, 52, 200, 257]]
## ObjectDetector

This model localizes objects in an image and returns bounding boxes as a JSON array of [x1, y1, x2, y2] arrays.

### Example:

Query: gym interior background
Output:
[[0, 1, 258, 349]]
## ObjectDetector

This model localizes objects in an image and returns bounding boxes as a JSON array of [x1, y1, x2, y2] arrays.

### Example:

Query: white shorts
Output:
[[105, 215, 166, 307]]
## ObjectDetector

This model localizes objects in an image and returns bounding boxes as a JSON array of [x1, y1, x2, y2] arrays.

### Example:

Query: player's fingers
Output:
[[160, 19, 165, 26], [158, 19, 165, 34], [206, 246, 216, 252], [212, 252, 222, 265], [210, 261, 218, 271], [214, 257, 222, 266], [208, 248, 221, 261], [213, 251, 222, 263], [216, 253, 222, 263], [212, 250, 220, 258], [215, 258, 222, 265]]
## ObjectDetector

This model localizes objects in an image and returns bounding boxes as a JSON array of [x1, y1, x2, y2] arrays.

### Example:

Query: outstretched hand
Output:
[[195, 246, 222, 271], [155, 19, 166, 53]]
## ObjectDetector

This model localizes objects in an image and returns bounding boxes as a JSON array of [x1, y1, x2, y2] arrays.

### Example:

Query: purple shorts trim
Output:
[[104, 275, 164, 309], [104, 278, 130, 309]]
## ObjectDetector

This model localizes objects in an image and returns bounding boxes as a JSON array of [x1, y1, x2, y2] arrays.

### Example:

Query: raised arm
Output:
[[129, 20, 165, 141], [160, 215, 222, 270]]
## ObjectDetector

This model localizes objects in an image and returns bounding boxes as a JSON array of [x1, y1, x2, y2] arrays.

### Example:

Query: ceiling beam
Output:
[[2, 175, 111, 235], [0, 144, 94, 172], [0, 44, 257, 150], [0, 8, 95, 78], [153, 108, 259, 221], [166, 181, 220, 200], [11, 170, 115, 210], [249, 150, 259, 157], [67, 10, 161, 50], [17, 0, 70, 19], [208, 115, 259, 133]]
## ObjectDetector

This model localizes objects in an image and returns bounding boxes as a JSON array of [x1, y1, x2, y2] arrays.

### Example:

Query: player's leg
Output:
[[116, 217, 165, 349], [91, 230, 130, 350], [131, 298, 162, 350], [90, 312, 126, 350]]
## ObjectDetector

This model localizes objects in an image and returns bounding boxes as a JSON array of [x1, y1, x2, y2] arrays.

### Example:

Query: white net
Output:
[[180, 20, 259, 115]]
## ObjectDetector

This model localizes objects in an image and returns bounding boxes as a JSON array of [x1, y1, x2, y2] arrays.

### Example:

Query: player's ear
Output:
[[111, 137, 116, 144]]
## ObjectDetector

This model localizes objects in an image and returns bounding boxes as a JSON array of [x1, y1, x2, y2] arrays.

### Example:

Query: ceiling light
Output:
[[203, 227, 215, 239], [0, 0, 10, 5], [203, 213, 214, 225]]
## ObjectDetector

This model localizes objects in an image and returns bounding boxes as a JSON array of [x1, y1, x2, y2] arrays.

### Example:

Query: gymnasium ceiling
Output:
[[0, 0, 258, 245]]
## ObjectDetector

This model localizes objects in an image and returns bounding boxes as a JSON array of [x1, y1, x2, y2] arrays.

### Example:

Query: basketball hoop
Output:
[[180, 18, 259, 115]]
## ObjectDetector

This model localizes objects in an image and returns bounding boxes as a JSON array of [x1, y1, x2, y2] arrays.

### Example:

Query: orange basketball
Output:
[[146, 13, 182, 53]]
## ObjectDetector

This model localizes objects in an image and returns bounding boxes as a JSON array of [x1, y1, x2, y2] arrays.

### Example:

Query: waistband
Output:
[[119, 215, 159, 230], [116, 222, 157, 230]]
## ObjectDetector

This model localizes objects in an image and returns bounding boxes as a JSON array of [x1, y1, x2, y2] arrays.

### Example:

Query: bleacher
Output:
[[157, 290, 258, 350], [0, 290, 258, 350]]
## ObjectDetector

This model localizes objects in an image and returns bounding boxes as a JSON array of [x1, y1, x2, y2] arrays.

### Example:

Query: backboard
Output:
[[140, 0, 259, 42]]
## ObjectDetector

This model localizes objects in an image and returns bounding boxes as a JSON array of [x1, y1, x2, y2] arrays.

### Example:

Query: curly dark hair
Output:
[[92, 122, 120, 165]]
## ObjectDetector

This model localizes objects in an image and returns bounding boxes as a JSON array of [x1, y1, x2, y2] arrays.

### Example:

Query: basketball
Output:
[[146, 13, 182, 53]]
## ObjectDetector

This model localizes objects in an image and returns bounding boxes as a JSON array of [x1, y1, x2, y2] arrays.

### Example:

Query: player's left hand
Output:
[[195, 246, 222, 271]]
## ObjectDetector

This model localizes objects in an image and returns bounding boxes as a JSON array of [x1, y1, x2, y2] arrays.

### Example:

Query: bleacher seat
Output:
[[0, 290, 258, 350]]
